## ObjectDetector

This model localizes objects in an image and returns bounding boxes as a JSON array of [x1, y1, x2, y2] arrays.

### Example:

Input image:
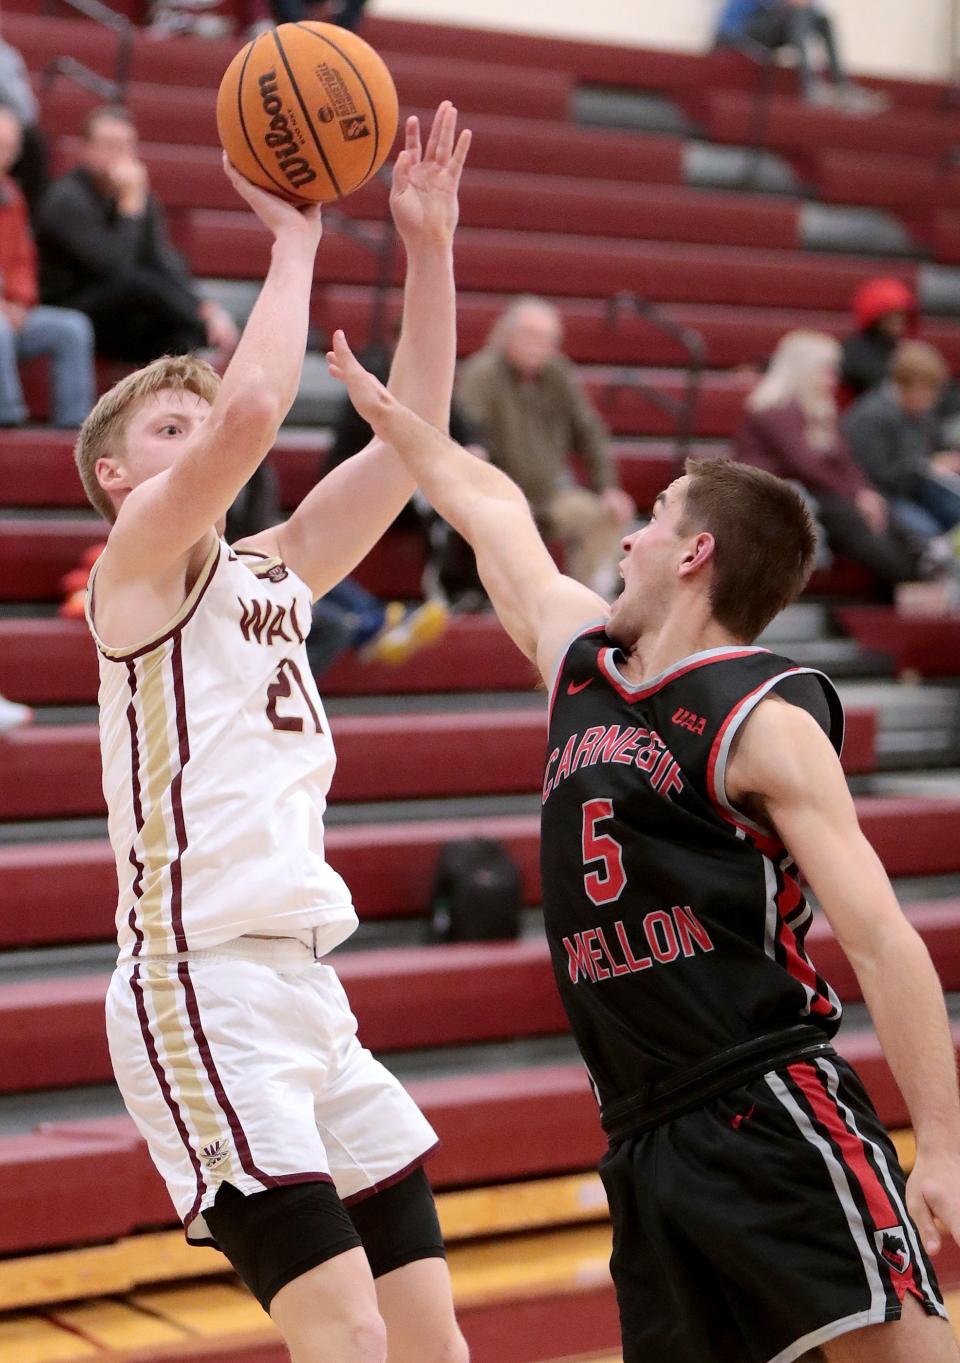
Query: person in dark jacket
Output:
[[840, 277, 917, 399], [34, 106, 238, 366], [844, 340, 960, 541], [735, 330, 920, 593]]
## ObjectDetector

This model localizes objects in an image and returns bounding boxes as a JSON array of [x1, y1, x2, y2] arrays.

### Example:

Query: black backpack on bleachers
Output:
[[429, 837, 523, 943]]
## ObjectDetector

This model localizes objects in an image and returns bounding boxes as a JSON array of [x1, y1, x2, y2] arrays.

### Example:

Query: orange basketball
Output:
[[216, 21, 399, 204]]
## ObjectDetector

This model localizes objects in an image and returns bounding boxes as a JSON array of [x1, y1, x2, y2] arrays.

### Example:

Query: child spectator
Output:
[[0, 106, 94, 428], [844, 340, 960, 542]]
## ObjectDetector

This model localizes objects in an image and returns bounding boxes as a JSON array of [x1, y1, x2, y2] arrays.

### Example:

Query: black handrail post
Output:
[[604, 292, 706, 475]]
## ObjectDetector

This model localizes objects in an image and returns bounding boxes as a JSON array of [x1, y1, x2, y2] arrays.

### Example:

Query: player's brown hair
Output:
[[677, 458, 818, 642], [891, 339, 949, 391], [74, 354, 221, 523]]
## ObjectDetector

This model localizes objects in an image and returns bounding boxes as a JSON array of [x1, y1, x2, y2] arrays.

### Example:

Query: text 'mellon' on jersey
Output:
[[86, 537, 357, 960], [541, 625, 845, 1123]]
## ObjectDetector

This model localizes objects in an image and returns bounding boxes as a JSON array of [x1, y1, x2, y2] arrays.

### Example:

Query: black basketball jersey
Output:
[[541, 626, 846, 1139]]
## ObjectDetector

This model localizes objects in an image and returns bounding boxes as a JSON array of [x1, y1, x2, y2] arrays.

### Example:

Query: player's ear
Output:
[[678, 532, 715, 578], [95, 456, 131, 496]]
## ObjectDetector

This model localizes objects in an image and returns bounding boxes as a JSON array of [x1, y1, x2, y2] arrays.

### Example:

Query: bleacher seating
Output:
[[4, 4, 960, 1360]]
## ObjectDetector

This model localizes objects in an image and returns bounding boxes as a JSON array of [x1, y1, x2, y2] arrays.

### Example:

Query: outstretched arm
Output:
[[246, 103, 471, 597], [728, 697, 960, 1257], [326, 332, 607, 679], [104, 159, 323, 578]]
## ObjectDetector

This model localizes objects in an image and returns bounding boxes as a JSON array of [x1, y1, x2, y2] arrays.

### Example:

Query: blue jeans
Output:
[[306, 578, 386, 678], [891, 475, 960, 540], [0, 305, 95, 427]]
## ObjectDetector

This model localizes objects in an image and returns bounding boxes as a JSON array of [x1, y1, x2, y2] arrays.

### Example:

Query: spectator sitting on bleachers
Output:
[[0, 107, 94, 429], [735, 330, 921, 597], [327, 339, 487, 609], [0, 21, 48, 215], [714, 0, 885, 112], [840, 276, 916, 399], [224, 446, 448, 675], [844, 340, 960, 546], [34, 106, 239, 367], [457, 296, 634, 598]]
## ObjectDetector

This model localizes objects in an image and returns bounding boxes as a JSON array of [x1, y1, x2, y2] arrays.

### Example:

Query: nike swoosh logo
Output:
[[567, 678, 593, 696]]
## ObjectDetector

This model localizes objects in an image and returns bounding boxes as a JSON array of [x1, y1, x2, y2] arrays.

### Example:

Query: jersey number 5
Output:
[[582, 798, 626, 906], [266, 659, 324, 734]]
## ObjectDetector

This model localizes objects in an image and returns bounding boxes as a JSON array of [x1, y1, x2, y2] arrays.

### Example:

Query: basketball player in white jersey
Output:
[[73, 105, 470, 1363]]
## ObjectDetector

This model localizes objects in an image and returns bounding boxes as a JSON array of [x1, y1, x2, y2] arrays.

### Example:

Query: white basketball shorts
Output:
[[106, 932, 438, 1245]]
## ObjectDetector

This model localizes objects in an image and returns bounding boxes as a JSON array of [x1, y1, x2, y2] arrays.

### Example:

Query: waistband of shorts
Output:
[[117, 928, 326, 968], [600, 1024, 836, 1143]]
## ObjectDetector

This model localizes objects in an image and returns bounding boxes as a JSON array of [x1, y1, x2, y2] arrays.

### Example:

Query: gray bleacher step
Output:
[[838, 681, 960, 730], [0, 817, 108, 846], [0, 603, 59, 619], [197, 277, 258, 326], [324, 690, 542, 718], [684, 140, 800, 196], [869, 770, 960, 799], [0, 1084, 126, 1138], [30, 705, 97, 726], [877, 732, 960, 769], [288, 352, 349, 426], [919, 263, 960, 317], [326, 792, 541, 827], [0, 507, 100, 523], [0, 942, 116, 982], [573, 86, 691, 137], [759, 602, 828, 645], [782, 638, 891, 677], [800, 204, 916, 257]]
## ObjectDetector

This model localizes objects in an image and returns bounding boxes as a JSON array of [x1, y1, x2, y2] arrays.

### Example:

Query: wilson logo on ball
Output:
[[257, 70, 317, 191]]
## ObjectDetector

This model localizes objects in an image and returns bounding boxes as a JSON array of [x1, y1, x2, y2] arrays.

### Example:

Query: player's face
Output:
[[123, 390, 212, 481], [607, 479, 689, 647], [96, 389, 213, 510]]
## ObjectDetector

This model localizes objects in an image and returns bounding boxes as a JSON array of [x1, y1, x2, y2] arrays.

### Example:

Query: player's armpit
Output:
[[468, 499, 605, 675], [535, 573, 609, 689]]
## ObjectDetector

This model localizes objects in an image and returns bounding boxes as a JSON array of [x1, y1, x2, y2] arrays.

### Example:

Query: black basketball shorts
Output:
[[598, 1052, 946, 1363]]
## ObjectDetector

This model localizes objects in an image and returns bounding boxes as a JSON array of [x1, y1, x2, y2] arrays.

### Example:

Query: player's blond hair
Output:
[[74, 354, 221, 523]]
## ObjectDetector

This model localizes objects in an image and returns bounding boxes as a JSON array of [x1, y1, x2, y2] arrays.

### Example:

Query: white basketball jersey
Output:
[[87, 536, 358, 960]]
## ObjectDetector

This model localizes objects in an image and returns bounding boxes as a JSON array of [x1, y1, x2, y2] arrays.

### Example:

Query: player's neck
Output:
[[618, 612, 742, 686]]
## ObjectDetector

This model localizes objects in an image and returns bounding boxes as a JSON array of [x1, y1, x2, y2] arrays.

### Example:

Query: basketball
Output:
[[216, 22, 399, 204]]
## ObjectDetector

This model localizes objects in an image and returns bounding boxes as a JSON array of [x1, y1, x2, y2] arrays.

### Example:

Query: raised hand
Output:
[[389, 101, 471, 251], [222, 155, 323, 247], [327, 329, 396, 431]]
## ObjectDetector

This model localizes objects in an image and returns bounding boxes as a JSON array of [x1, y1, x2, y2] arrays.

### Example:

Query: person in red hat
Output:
[[841, 278, 917, 400]]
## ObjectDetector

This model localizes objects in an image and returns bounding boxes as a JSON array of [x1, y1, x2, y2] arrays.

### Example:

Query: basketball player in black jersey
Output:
[[327, 332, 960, 1363]]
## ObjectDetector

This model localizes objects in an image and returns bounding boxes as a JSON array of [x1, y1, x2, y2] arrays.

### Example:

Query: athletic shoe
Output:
[[364, 599, 449, 666]]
